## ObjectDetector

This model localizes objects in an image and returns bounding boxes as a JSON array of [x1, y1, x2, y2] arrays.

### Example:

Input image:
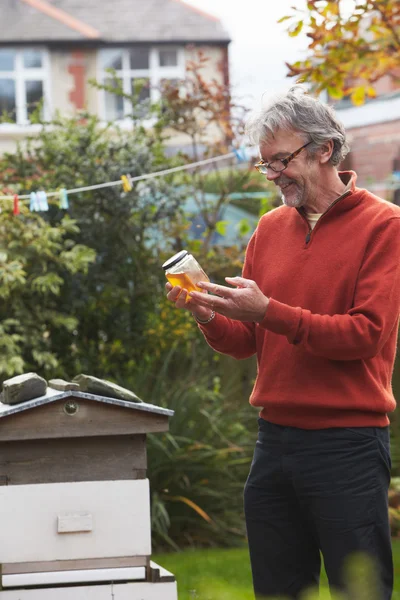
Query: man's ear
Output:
[[319, 140, 334, 164]]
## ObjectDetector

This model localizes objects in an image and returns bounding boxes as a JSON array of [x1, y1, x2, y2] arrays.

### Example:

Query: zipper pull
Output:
[[305, 231, 311, 244]]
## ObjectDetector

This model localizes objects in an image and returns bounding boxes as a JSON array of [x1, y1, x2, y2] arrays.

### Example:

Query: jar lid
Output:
[[162, 250, 188, 270]]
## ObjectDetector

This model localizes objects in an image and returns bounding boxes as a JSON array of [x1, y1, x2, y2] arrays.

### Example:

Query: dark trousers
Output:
[[244, 419, 393, 600]]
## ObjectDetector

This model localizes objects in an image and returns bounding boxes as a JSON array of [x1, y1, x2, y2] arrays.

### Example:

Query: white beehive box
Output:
[[0, 388, 177, 599]]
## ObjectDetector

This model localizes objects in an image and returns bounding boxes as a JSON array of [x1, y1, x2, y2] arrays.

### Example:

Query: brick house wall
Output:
[[341, 119, 400, 199]]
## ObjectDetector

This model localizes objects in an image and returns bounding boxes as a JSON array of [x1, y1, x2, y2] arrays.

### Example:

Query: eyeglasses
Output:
[[254, 141, 312, 175]]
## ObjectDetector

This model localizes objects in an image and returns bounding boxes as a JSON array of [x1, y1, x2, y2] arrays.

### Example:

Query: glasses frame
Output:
[[254, 140, 312, 175]]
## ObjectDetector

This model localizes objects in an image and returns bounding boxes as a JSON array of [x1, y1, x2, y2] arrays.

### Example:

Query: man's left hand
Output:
[[189, 276, 269, 323]]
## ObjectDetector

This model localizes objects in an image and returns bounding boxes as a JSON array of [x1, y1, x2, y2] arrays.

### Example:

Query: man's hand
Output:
[[165, 282, 214, 321], [189, 277, 269, 323]]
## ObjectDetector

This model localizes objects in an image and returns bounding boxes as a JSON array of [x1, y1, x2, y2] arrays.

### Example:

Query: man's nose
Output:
[[265, 168, 281, 182]]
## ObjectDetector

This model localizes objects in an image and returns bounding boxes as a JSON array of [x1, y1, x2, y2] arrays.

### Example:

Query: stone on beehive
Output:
[[2, 372, 47, 405], [72, 374, 142, 403], [48, 379, 80, 392]]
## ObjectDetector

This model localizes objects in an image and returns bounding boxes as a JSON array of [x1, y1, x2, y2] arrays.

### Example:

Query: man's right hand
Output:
[[165, 282, 214, 322]]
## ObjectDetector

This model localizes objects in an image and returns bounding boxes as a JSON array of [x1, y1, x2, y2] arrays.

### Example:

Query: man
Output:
[[166, 86, 400, 599]]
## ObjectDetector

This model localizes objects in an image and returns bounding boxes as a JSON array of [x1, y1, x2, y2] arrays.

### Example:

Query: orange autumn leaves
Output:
[[280, 0, 400, 105]]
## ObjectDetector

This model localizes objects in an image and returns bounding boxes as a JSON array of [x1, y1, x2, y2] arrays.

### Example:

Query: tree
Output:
[[282, 0, 400, 105], [0, 111, 190, 382], [0, 206, 95, 379], [157, 51, 261, 256], [0, 54, 266, 385]]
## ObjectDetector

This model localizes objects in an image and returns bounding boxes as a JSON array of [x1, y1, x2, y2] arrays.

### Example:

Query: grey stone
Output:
[[48, 379, 80, 392], [2, 372, 47, 405], [72, 374, 142, 403]]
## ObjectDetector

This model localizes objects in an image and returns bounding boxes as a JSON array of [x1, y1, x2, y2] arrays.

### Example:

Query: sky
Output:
[[184, 0, 308, 110]]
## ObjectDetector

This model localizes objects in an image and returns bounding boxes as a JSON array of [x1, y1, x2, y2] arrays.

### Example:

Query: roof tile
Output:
[[0, 0, 230, 43]]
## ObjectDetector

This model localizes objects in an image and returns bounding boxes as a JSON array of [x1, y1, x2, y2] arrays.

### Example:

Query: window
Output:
[[0, 48, 50, 125], [159, 50, 178, 67], [99, 46, 184, 122]]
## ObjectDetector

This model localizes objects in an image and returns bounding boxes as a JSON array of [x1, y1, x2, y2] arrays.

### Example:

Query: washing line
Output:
[[0, 151, 239, 202]]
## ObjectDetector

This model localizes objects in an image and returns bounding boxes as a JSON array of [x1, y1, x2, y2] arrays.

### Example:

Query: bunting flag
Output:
[[59, 188, 69, 209], [13, 194, 20, 216]]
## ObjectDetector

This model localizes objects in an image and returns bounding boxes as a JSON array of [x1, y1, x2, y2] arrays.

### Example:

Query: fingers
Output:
[[175, 289, 191, 308], [166, 284, 182, 302], [189, 290, 222, 311], [197, 281, 233, 298], [224, 276, 254, 288], [166, 284, 193, 309]]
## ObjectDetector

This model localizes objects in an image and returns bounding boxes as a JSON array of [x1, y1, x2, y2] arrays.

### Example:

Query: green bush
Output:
[[134, 343, 258, 551]]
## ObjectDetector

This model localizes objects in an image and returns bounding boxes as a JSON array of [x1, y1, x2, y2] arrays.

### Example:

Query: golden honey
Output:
[[166, 272, 202, 296]]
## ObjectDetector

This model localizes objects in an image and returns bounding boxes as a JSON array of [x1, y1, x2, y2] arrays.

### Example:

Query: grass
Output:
[[154, 539, 400, 600]]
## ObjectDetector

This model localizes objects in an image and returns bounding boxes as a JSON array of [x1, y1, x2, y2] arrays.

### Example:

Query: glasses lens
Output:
[[269, 160, 286, 172], [255, 160, 286, 174], [256, 164, 267, 174]]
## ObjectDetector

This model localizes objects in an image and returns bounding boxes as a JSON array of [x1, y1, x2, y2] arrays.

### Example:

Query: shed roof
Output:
[[0, 388, 174, 419], [0, 0, 230, 44]]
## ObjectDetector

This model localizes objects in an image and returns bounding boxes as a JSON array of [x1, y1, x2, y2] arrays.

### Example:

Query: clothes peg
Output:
[[233, 147, 249, 163], [30, 192, 40, 212], [59, 188, 69, 210], [13, 194, 20, 215], [37, 190, 49, 211], [121, 174, 133, 193]]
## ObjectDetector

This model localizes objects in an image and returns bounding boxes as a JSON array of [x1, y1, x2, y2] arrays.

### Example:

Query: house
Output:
[[335, 84, 400, 202], [0, 0, 231, 153]]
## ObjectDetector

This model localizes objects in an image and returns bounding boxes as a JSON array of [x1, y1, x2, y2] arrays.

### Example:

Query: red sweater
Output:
[[199, 172, 400, 429]]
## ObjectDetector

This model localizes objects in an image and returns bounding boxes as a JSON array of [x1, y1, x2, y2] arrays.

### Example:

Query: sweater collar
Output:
[[297, 170, 361, 219], [339, 170, 357, 193]]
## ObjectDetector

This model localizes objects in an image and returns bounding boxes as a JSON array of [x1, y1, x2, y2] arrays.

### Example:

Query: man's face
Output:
[[259, 130, 318, 209]]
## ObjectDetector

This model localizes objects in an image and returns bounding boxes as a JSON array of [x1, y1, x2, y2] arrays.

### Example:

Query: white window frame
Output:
[[0, 47, 52, 129], [97, 46, 185, 124]]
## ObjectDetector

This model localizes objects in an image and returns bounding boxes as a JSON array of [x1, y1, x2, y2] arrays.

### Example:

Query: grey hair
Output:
[[245, 85, 350, 167]]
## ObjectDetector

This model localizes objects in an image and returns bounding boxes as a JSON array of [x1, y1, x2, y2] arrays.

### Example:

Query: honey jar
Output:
[[162, 250, 209, 297]]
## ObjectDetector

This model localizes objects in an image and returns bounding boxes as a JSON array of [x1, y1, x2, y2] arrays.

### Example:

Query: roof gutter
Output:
[[0, 38, 231, 47]]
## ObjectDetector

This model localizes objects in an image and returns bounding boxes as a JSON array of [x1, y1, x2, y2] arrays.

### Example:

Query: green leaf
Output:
[[60, 245, 96, 274], [288, 20, 304, 37], [32, 273, 64, 295], [259, 197, 271, 217], [215, 220, 229, 236], [350, 86, 366, 106], [31, 349, 59, 370], [237, 219, 251, 238], [327, 85, 344, 99]]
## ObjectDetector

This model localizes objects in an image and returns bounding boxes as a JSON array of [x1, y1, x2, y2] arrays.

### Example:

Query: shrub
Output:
[[134, 343, 257, 551]]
